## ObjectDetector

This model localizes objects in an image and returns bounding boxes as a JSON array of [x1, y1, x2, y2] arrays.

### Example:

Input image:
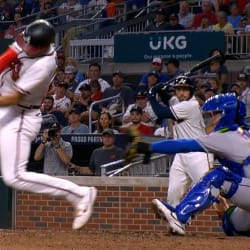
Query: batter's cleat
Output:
[[152, 199, 185, 235], [72, 187, 97, 230]]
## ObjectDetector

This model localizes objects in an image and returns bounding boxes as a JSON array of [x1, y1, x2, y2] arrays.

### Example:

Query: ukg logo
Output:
[[149, 35, 187, 50]]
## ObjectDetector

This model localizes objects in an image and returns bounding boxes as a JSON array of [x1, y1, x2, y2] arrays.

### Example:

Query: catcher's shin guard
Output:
[[175, 167, 242, 224]]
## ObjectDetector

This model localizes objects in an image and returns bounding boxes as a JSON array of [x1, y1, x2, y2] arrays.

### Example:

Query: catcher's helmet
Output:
[[23, 19, 55, 47], [202, 93, 247, 131]]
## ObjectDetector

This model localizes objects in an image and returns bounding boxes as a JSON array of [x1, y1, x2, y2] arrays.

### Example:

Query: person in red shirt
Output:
[[192, 0, 217, 29], [120, 105, 154, 136], [90, 79, 103, 101]]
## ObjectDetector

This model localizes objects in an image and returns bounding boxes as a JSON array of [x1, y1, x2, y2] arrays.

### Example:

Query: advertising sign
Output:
[[114, 31, 225, 62]]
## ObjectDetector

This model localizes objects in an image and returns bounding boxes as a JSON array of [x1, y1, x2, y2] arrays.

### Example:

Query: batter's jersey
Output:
[[170, 96, 206, 139], [196, 129, 250, 177], [0, 42, 57, 107]]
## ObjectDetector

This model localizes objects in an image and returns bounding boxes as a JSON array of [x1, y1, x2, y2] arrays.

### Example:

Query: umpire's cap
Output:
[[23, 19, 55, 47]]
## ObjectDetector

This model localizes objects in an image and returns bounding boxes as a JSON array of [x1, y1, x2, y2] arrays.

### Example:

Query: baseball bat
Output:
[[150, 54, 222, 94], [184, 54, 222, 76]]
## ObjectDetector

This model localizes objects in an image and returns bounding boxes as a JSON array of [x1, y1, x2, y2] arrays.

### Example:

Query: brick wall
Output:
[[15, 177, 223, 235]]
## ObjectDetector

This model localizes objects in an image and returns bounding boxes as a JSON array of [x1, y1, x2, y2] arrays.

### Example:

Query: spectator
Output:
[[61, 108, 89, 133], [237, 72, 250, 119], [227, 3, 242, 29], [89, 128, 125, 176], [34, 122, 74, 176], [217, 0, 249, 15], [204, 87, 217, 100], [76, 62, 110, 93], [146, 70, 161, 89], [71, 83, 99, 125], [4, 12, 24, 39], [178, 0, 194, 29], [100, 0, 116, 27], [229, 81, 242, 96], [93, 111, 119, 133], [165, 58, 185, 80], [145, 8, 168, 31], [13, 0, 32, 19], [212, 11, 234, 35], [120, 105, 154, 135], [201, 48, 229, 93], [52, 83, 72, 114], [0, 0, 13, 32], [65, 56, 85, 84], [196, 13, 213, 31], [36, 1, 58, 25], [57, 52, 66, 71], [102, 70, 135, 115], [192, 0, 217, 29], [139, 57, 169, 85], [72, 83, 92, 113], [90, 79, 103, 101], [47, 68, 65, 96], [165, 13, 185, 30], [88, 0, 106, 11], [40, 96, 68, 127], [122, 87, 158, 128], [64, 65, 80, 100], [58, 0, 82, 22]]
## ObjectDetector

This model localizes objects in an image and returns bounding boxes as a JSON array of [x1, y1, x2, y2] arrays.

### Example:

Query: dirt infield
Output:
[[0, 230, 249, 250]]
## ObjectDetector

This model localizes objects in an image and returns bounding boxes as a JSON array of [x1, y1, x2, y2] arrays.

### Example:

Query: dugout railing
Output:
[[88, 94, 125, 133], [100, 154, 170, 177]]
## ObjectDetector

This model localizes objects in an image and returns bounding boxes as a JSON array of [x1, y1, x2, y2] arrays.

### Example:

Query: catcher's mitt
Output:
[[125, 126, 151, 164]]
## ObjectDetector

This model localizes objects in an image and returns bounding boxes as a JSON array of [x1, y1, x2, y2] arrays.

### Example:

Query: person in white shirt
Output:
[[75, 62, 110, 93], [58, 0, 82, 22], [123, 87, 158, 128], [52, 83, 71, 114], [237, 72, 250, 120]]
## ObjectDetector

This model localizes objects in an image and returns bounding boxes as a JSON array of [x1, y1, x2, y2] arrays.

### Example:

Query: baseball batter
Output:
[[0, 19, 97, 230], [136, 93, 250, 236], [149, 76, 212, 207]]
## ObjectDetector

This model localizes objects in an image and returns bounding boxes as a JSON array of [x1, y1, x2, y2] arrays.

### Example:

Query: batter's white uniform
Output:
[[0, 42, 90, 208], [168, 96, 212, 207]]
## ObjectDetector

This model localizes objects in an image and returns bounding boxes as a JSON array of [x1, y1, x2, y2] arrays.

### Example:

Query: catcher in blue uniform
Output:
[[129, 93, 250, 236]]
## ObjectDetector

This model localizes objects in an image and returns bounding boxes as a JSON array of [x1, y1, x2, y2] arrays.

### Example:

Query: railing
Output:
[[225, 32, 250, 58], [100, 154, 169, 177], [88, 94, 125, 133], [70, 38, 114, 63]]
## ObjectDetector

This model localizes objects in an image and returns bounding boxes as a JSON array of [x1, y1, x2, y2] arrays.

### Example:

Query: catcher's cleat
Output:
[[152, 199, 186, 235], [72, 187, 97, 230]]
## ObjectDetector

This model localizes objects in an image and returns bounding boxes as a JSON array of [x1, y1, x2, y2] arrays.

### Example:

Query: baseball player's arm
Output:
[[126, 138, 206, 163], [0, 42, 21, 73], [149, 95, 176, 120], [0, 91, 24, 106]]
